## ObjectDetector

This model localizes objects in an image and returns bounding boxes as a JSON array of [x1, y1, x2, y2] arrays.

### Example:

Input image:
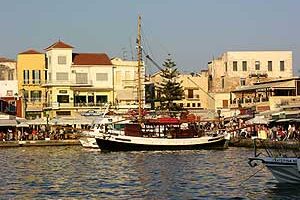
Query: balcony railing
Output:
[[185, 94, 200, 100], [249, 71, 268, 78], [42, 80, 93, 86], [230, 97, 269, 108]]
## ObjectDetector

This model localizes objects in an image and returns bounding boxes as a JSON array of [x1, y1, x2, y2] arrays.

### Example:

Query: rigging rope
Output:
[[239, 164, 265, 186]]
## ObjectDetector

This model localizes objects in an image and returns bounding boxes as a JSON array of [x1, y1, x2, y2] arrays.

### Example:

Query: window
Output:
[[233, 61, 237, 71], [58, 56, 66, 64], [56, 72, 68, 81], [44, 71, 47, 81], [115, 71, 121, 84], [179, 103, 184, 107], [187, 103, 190, 107], [8, 70, 14, 80], [224, 62, 227, 72], [76, 73, 88, 84], [297, 81, 300, 96], [255, 61, 260, 70], [57, 95, 69, 103], [240, 78, 246, 86], [192, 103, 196, 107], [23, 90, 29, 99], [30, 90, 42, 102], [197, 103, 201, 107], [188, 89, 193, 98], [56, 111, 71, 116], [280, 61, 285, 71], [49, 56, 51, 65], [59, 90, 68, 94], [242, 61, 247, 71], [268, 61, 272, 71], [96, 95, 108, 104], [6, 90, 13, 96], [96, 73, 108, 81], [125, 71, 131, 80], [32, 70, 41, 84], [221, 76, 225, 89], [23, 70, 29, 84]]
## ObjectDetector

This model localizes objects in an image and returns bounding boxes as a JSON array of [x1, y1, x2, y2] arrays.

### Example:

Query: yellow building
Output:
[[17, 49, 46, 119]]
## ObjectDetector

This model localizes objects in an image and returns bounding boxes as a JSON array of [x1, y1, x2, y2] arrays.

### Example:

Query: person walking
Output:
[[32, 129, 38, 140]]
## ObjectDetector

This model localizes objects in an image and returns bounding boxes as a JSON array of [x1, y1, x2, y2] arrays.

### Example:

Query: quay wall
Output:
[[229, 138, 300, 150], [0, 140, 80, 148]]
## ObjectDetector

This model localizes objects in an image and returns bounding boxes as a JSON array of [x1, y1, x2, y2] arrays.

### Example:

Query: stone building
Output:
[[208, 51, 293, 110]]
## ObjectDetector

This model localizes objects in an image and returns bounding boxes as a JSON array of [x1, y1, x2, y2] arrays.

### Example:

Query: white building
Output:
[[44, 40, 114, 118], [208, 51, 293, 110], [111, 57, 145, 110]]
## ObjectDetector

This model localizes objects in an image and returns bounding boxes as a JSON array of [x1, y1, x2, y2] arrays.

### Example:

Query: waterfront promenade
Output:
[[0, 137, 299, 150], [0, 139, 80, 148]]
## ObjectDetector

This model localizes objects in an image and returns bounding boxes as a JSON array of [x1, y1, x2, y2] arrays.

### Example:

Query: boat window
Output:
[[114, 124, 125, 130]]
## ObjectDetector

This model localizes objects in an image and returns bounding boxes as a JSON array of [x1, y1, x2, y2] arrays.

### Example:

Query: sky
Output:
[[0, 0, 299, 75]]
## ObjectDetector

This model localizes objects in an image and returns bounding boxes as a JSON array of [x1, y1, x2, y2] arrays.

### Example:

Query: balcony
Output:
[[185, 94, 200, 100], [42, 80, 93, 87], [123, 80, 136, 88], [249, 71, 268, 78], [230, 97, 269, 109]]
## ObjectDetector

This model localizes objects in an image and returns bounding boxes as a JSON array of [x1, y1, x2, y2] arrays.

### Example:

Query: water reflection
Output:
[[0, 146, 298, 199]]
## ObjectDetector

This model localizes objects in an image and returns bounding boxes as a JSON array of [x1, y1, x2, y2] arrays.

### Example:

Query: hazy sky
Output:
[[0, 0, 299, 75]]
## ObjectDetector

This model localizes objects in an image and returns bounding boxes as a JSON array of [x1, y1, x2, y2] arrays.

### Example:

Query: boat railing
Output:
[[251, 137, 300, 158]]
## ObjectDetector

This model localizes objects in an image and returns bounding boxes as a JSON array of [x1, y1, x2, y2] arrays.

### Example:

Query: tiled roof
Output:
[[72, 53, 112, 65], [19, 49, 43, 54], [45, 40, 74, 50], [0, 57, 15, 62]]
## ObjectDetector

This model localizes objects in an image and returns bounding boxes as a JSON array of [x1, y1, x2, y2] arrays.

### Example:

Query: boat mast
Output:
[[137, 15, 142, 122]]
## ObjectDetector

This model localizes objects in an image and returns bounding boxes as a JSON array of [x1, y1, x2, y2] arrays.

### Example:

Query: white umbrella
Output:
[[16, 121, 29, 128], [246, 116, 269, 125]]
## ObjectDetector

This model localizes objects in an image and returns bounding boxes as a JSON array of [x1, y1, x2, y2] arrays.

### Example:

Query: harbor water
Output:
[[0, 146, 299, 199]]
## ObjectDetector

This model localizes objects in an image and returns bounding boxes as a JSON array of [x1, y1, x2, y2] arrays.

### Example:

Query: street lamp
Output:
[[21, 88, 27, 118], [45, 110, 50, 132]]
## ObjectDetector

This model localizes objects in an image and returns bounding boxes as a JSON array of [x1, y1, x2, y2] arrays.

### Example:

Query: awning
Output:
[[275, 118, 300, 123], [232, 81, 294, 93], [0, 119, 17, 126], [27, 118, 47, 125], [16, 121, 30, 127]]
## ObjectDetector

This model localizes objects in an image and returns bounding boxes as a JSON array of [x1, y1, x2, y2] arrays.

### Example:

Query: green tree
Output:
[[156, 58, 184, 111]]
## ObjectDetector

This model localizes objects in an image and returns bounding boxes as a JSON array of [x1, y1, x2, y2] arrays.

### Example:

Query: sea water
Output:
[[0, 146, 299, 199]]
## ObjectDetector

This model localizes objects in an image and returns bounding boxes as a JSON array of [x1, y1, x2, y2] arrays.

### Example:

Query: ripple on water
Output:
[[0, 146, 299, 199]]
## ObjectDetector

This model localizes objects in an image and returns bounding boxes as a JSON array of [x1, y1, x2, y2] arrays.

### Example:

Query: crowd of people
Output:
[[198, 119, 300, 141], [0, 127, 78, 141]]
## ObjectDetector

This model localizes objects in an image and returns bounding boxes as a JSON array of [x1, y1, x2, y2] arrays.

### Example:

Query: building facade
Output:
[[111, 57, 145, 110], [0, 57, 19, 116], [150, 70, 213, 111], [17, 49, 46, 119], [208, 51, 293, 110], [43, 40, 115, 118]]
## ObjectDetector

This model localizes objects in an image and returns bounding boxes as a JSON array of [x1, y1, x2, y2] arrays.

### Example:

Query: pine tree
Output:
[[156, 58, 184, 111]]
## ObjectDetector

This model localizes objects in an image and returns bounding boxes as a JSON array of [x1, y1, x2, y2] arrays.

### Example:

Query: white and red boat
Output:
[[95, 117, 227, 151]]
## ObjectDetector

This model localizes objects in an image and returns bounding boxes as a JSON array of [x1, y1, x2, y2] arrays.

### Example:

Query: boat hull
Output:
[[264, 158, 300, 184], [95, 135, 227, 151], [79, 137, 99, 149]]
